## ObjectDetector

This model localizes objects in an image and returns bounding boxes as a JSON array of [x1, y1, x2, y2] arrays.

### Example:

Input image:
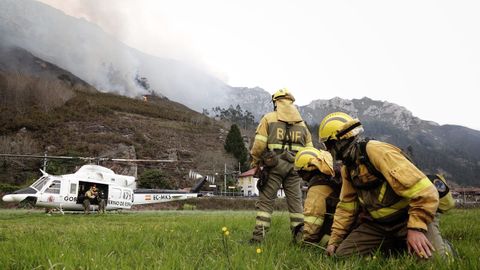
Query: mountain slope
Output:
[[0, 66, 235, 190], [0, 0, 235, 111], [222, 87, 480, 186], [300, 97, 480, 186]]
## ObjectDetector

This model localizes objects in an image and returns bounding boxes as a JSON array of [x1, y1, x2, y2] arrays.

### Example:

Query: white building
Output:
[[237, 168, 285, 197]]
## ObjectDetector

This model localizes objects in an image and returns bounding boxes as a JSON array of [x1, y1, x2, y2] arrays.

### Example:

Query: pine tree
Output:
[[224, 124, 248, 167]]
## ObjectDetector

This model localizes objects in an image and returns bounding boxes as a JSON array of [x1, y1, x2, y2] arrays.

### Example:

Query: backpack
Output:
[[357, 139, 454, 213]]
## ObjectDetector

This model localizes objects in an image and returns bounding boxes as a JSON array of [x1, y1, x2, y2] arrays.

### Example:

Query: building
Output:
[[237, 168, 258, 197], [452, 187, 480, 205], [237, 168, 285, 197]]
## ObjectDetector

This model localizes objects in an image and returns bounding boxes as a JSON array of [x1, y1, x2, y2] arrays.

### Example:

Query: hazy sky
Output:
[[38, 0, 480, 130]]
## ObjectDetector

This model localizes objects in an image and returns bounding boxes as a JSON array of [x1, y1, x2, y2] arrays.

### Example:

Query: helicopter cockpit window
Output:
[[45, 180, 61, 194], [31, 176, 49, 191]]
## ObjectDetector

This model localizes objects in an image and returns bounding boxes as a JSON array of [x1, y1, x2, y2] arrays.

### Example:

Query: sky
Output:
[[38, 0, 480, 130]]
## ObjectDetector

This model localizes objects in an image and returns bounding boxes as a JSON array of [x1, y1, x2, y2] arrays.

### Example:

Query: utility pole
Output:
[[224, 163, 227, 195]]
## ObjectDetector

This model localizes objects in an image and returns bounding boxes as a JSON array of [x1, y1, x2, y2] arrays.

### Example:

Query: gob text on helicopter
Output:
[[1, 154, 215, 212]]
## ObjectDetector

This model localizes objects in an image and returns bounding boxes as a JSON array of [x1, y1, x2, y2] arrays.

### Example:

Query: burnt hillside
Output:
[[0, 77, 236, 190]]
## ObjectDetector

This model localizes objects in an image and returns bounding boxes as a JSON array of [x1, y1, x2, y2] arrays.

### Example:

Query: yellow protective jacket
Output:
[[328, 140, 439, 246], [250, 99, 313, 167], [85, 190, 96, 199]]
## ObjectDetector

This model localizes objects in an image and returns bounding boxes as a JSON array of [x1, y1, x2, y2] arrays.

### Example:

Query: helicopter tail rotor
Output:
[[189, 170, 215, 193]]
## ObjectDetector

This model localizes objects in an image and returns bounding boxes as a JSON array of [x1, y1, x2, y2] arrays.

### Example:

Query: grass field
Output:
[[0, 208, 479, 269]]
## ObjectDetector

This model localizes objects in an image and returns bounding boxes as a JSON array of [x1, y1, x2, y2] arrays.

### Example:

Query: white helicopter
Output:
[[1, 154, 215, 212]]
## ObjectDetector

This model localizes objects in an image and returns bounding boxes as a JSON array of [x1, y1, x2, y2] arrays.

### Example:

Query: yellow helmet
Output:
[[294, 147, 334, 176], [318, 112, 363, 142], [272, 88, 295, 102]]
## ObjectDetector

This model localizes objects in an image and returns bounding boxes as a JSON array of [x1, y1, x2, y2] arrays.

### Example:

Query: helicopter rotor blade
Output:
[[109, 158, 178, 163], [0, 153, 188, 163], [0, 153, 91, 160]]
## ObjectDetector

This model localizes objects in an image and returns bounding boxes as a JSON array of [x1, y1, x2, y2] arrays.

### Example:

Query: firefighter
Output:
[[249, 88, 314, 243], [83, 186, 97, 214], [425, 173, 456, 256], [293, 147, 342, 246], [97, 189, 107, 214], [319, 112, 447, 259]]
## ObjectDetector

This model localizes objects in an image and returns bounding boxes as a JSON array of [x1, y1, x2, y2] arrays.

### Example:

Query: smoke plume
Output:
[[0, 0, 232, 110]]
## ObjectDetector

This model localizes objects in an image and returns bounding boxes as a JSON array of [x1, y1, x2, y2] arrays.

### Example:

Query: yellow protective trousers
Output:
[[303, 185, 336, 245]]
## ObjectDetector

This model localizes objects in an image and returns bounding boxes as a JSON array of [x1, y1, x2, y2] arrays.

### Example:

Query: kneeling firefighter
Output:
[[293, 147, 342, 246], [319, 112, 449, 259], [249, 88, 313, 243]]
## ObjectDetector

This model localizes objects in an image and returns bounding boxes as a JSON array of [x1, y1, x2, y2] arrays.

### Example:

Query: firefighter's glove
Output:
[[254, 166, 269, 191]]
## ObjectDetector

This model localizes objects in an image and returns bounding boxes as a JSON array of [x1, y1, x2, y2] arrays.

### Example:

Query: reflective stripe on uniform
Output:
[[305, 142, 314, 147], [304, 215, 324, 226], [268, 143, 304, 152], [368, 199, 410, 219], [337, 201, 357, 211], [256, 211, 271, 219], [399, 177, 432, 198], [291, 221, 303, 227], [290, 212, 304, 219], [255, 134, 268, 143], [255, 211, 272, 227], [377, 182, 387, 203], [290, 212, 304, 227], [255, 220, 271, 227], [256, 215, 271, 222]]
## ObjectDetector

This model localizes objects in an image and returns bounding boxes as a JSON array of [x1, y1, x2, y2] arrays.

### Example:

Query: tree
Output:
[[137, 169, 172, 189], [210, 105, 256, 130], [224, 124, 248, 168]]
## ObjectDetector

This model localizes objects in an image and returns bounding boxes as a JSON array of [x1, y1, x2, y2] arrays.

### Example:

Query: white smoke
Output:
[[0, 0, 232, 110], [0, 0, 146, 96]]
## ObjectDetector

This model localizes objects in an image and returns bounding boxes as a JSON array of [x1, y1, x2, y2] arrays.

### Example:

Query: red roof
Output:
[[239, 168, 256, 177]]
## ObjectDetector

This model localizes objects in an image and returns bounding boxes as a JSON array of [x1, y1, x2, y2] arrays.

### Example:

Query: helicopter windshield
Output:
[[31, 176, 50, 191], [45, 180, 61, 194]]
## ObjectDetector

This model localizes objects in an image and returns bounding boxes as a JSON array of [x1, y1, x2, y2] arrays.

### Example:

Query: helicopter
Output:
[[1, 154, 215, 212]]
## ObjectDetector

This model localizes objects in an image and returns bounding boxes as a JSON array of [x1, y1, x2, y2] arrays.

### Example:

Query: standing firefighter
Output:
[[319, 112, 448, 259], [293, 147, 342, 246], [249, 88, 313, 243]]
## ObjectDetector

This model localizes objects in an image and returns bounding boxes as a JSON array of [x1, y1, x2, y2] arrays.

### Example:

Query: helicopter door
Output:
[[77, 182, 89, 204], [76, 181, 109, 205]]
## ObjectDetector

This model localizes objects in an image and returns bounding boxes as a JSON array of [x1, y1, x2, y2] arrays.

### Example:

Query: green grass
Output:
[[0, 209, 478, 269]]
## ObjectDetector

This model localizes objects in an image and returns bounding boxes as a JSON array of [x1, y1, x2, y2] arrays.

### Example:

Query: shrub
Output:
[[137, 169, 172, 189]]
